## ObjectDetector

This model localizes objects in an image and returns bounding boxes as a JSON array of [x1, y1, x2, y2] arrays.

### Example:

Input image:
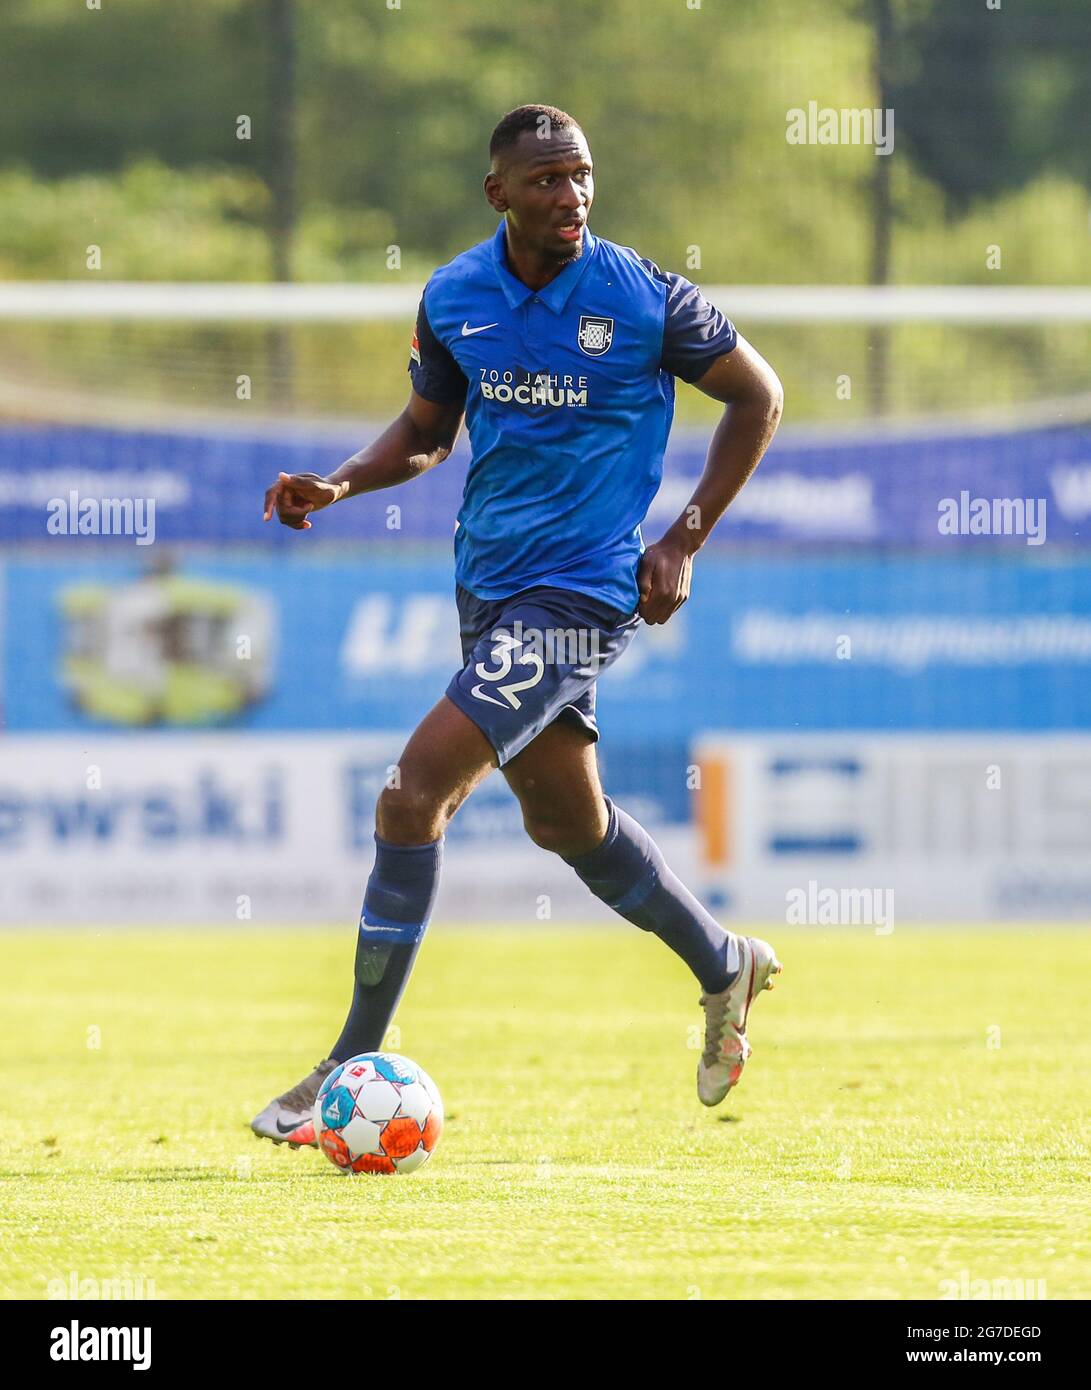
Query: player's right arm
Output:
[[263, 290, 468, 529], [262, 389, 465, 530]]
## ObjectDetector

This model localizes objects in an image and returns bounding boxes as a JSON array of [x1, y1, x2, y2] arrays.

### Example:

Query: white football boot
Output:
[[697, 936, 782, 1106], [250, 1058, 339, 1148]]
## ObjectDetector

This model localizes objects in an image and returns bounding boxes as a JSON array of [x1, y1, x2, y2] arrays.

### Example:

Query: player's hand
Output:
[[262, 472, 342, 529], [637, 537, 693, 625]]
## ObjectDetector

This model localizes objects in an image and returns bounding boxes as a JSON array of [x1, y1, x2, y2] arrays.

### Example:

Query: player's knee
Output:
[[522, 812, 594, 859]]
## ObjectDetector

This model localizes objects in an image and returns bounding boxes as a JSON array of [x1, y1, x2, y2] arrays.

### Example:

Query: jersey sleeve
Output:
[[408, 291, 469, 406], [642, 261, 738, 383]]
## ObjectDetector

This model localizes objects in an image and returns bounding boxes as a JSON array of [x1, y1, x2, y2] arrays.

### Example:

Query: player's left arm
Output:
[[638, 334, 783, 624]]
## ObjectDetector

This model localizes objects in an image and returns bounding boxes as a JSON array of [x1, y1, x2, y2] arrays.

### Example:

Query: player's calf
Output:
[[562, 795, 740, 991]]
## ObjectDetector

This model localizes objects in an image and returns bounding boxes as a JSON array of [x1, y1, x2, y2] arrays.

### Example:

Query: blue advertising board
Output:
[[0, 420, 1087, 547], [4, 555, 1090, 738]]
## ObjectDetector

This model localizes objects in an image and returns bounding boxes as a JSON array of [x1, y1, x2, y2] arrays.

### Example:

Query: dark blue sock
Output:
[[562, 797, 738, 993], [329, 834, 443, 1061]]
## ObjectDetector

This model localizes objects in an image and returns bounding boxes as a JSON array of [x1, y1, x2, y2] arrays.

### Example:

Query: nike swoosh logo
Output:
[[470, 683, 509, 708], [276, 1117, 307, 1135], [461, 321, 499, 336]]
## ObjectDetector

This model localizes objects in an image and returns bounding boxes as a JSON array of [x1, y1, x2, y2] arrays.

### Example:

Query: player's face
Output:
[[489, 129, 594, 263]]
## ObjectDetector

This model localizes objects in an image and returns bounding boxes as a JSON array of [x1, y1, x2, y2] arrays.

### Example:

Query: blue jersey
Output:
[[409, 219, 737, 614]]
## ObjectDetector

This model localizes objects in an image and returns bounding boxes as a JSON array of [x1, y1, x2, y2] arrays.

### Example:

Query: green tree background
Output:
[[1, 0, 1087, 423]]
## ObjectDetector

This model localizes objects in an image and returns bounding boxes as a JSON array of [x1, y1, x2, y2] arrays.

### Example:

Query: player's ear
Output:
[[483, 172, 507, 213]]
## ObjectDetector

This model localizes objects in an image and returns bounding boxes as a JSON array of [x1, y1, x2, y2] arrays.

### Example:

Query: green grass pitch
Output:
[[1, 924, 1087, 1300]]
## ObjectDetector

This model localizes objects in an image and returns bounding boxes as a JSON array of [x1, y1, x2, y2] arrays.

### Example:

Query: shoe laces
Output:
[[699, 994, 732, 1069], [277, 1058, 336, 1112]]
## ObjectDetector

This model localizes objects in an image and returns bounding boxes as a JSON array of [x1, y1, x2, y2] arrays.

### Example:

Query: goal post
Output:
[[1, 281, 1089, 322], [0, 282, 1088, 428]]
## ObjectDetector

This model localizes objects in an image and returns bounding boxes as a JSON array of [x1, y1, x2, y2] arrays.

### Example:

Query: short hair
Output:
[[489, 105, 584, 166]]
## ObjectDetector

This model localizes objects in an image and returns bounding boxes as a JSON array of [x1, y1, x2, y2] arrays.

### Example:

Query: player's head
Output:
[[484, 105, 593, 264]]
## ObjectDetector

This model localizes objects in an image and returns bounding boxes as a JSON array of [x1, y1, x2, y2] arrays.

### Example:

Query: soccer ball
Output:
[[313, 1052, 443, 1175]]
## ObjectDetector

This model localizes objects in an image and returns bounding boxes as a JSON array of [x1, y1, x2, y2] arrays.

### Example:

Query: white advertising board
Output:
[[692, 734, 1091, 923], [0, 734, 691, 925]]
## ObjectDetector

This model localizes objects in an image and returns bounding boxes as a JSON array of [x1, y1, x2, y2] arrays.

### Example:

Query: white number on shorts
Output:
[[471, 632, 545, 710]]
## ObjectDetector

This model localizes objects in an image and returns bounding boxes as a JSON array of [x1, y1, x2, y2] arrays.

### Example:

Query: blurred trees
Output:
[[1, 0, 1088, 287], [890, 0, 1091, 209], [1, 0, 1089, 423], [0, 0, 269, 178]]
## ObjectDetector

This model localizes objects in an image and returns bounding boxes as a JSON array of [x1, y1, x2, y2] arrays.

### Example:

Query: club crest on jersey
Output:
[[577, 315, 614, 356]]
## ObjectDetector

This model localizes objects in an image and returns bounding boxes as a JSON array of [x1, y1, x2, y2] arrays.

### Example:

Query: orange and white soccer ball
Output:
[[313, 1052, 443, 1175]]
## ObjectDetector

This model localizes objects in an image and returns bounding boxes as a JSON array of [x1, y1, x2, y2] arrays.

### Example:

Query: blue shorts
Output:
[[445, 583, 641, 766]]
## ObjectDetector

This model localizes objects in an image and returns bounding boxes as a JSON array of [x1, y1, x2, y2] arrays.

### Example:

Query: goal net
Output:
[[1, 282, 1088, 430]]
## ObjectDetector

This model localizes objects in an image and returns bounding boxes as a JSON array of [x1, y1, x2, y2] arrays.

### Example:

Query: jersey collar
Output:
[[491, 218, 597, 313]]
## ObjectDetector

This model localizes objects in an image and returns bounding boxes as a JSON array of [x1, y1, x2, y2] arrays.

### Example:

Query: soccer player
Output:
[[254, 105, 784, 1147]]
